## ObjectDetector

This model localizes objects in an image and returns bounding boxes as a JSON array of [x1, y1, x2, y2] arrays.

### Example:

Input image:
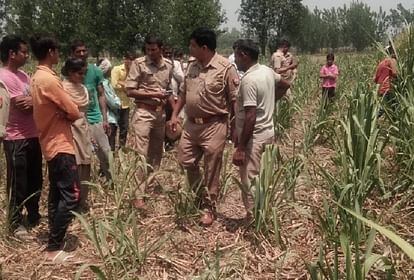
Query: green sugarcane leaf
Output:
[[335, 202, 414, 260], [75, 264, 107, 280]]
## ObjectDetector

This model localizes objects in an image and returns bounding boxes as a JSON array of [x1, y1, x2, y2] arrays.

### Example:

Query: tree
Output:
[[322, 8, 342, 50], [342, 2, 377, 51], [217, 28, 241, 51], [387, 4, 414, 35], [164, 0, 226, 51], [375, 7, 389, 44], [294, 7, 326, 53], [239, 0, 304, 56], [0, 0, 7, 36], [3, 0, 225, 56]]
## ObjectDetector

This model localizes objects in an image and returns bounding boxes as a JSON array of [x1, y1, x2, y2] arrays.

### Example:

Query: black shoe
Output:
[[27, 213, 41, 228]]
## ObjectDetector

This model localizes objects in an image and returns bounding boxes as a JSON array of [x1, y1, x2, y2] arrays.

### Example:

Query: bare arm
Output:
[[97, 84, 108, 123], [13, 95, 33, 113], [233, 106, 256, 166], [276, 63, 297, 74], [237, 106, 256, 149]]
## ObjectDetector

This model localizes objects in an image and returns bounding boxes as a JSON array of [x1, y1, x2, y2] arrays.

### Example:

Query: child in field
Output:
[[320, 53, 339, 100], [62, 58, 93, 212]]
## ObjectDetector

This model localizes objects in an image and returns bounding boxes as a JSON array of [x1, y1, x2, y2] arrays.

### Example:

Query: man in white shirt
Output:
[[232, 39, 290, 218]]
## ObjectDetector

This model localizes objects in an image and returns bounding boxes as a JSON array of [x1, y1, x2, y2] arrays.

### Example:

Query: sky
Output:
[[220, 0, 414, 29]]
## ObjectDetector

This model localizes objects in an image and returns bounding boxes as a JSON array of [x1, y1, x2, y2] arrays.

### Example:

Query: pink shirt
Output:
[[320, 64, 339, 88], [0, 68, 38, 140]]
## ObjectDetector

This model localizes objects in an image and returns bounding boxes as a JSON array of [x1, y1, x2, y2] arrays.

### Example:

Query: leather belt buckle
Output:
[[194, 117, 204, 124]]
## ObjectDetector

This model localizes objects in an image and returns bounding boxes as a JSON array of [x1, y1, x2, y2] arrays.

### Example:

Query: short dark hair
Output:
[[70, 39, 86, 53], [236, 39, 260, 61], [29, 35, 60, 61], [0, 35, 27, 63], [190, 27, 216, 51], [124, 51, 137, 60], [232, 39, 243, 51], [144, 35, 163, 48], [327, 53, 335, 60], [277, 39, 290, 49], [61, 57, 87, 77]]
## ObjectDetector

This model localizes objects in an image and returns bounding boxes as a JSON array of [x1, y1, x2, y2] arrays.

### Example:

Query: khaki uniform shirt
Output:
[[285, 52, 297, 83], [271, 49, 292, 80], [181, 53, 239, 118], [126, 56, 173, 106]]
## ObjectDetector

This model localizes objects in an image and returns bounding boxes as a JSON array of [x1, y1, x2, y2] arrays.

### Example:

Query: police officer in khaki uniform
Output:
[[271, 39, 297, 100], [170, 27, 239, 226], [126, 35, 174, 209]]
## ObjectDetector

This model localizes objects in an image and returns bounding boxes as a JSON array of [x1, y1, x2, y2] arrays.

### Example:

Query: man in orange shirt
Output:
[[29, 35, 82, 262], [374, 46, 398, 117]]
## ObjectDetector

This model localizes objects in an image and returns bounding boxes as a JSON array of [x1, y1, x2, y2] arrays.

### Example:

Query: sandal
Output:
[[44, 250, 81, 264]]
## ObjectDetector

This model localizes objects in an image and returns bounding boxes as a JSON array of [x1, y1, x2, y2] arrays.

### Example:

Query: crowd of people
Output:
[[0, 27, 397, 263]]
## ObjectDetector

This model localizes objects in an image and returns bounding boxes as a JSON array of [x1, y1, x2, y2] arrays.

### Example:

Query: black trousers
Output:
[[108, 108, 129, 151], [322, 87, 336, 99], [108, 123, 118, 151], [3, 137, 43, 230], [119, 108, 129, 147], [47, 153, 80, 251]]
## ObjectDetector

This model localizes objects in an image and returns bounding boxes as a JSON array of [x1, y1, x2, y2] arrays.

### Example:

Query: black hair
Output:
[[29, 35, 60, 61], [96, 58, 105, 66], [61, 57, 87, 77], [236, 39, 259, 61], [232, 39, 243, 51], [327, 53, 335, 60], [0, 35, 27, 63], [277, 39, 290, 49], [144, 35, 163, 48], [190, 27, 216, 51], [70, 39, 86, 53], [124, 51, 137, 60]]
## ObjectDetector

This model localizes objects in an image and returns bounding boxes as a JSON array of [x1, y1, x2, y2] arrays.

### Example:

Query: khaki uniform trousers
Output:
[[239, 136, 274, 214], [131, 107, 165, 170], [178, 118, 227, 208]]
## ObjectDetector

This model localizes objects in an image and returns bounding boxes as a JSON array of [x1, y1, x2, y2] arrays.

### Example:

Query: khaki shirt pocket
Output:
[[187, 76, 205, 96], [204, 71, 225, 95]]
